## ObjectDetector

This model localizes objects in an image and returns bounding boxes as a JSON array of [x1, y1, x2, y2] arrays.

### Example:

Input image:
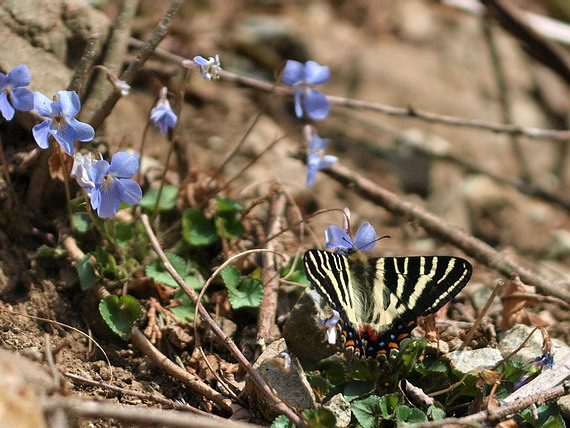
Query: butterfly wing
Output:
[[303, 250, 472, 359], [366, 256, 472, 332]]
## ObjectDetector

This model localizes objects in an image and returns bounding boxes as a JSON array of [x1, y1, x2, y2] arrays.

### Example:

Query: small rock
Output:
[[245, 339, 316, 420], [498, 324, 570, 365], [323, 393, 351, 428], [282, 290, 339, 366], [20, 346, 43, 362], [558, 395, 570, 419], [447, 348, 502, 373]]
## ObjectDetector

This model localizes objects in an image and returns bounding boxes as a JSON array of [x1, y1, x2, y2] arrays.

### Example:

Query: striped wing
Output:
[[303, 250, 472, 358]]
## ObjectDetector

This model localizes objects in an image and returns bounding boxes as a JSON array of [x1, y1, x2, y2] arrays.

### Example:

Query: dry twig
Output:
[[140, 214, 307, 427], [321, 161, 570, 300], [257, 185, 287, 347], [129, 38, 570, 141]]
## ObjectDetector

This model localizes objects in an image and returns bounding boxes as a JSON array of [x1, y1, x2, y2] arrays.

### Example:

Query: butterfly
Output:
[[303, 223, 472, 359]]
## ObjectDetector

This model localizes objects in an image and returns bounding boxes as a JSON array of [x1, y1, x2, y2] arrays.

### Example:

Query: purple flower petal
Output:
[[32, 119, 51, 148], [7, 65, 31, 88], [294, 89, 303, 119], [353, 222, 376, 251], [91, 160, 110, 185], [90, 187, 101, 209], [0, 73, 6, 89], [34, 91, 54, 117], [109, 152, 139, 178], [96, 180, 122, 218], [303, 88, 329, 121], [306, 169, 318, 187], [193, 56, 208, 66], [304, 61, 330, 85], [317, 155, 337, 170], [67, 117, 94, 142], [58, 91, 81, 117], [282, 60, 305, 86], [325, 225, 353, 250], [116, 178, 142, 204], [0, 92, 15, 120], [51, 122, 75, 155], [11, 87, 33, 112], [150, 104, 177, 134], [309, 135, 329, 151]]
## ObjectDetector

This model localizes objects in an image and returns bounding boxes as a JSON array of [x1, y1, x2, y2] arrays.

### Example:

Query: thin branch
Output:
[[128, 37, 570, 141], [320, 161, 570, 300], [130, 327, 234, 413], [140, 214, 307, 427], [67, 32, 104, 94], [482, 0, 570, 87], [64, 372, 222, 419], [482, 14, 531, 182], [87, 0, 183, 129], [257, 185, 287, 347], [44, 396, 259, 428]]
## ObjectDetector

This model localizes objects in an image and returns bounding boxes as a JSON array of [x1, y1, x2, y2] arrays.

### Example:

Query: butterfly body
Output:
[[303, 249, 472, 359]]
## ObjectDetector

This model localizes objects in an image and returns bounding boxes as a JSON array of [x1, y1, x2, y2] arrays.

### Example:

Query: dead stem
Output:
[[87, 0, 183, 130], [321, 161, 570, 300], [128, 36, 570, 141], [257, 186, 287, 348], [140, 214, 307, 427]]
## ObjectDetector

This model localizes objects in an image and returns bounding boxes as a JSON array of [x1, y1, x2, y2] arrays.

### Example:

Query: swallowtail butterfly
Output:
[[303, 240, 472, 359]]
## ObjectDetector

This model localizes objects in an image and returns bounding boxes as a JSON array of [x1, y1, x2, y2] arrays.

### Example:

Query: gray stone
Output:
[[245, 339, 316, 420], [323, 393, 351, 428], [558, 395, 570, 419], [498, 324, 570, 365], [447, 348, 503, 373], [282, 289, 339, 367]]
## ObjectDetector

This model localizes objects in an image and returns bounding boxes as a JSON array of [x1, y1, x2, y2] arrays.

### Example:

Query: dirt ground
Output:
[[0, 0, 569, 427]]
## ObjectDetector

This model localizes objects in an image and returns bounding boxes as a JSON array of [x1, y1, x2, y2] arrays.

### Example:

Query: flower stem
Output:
[[151, 67, 191, 223], [59, 148, 76, 231]]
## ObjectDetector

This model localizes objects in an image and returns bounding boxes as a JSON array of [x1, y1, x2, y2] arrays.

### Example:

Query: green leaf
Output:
[[352, 395, 382, 428], [226, 278, 262, 309], [221, 266, 262, 309], [395, 405, 411, 423], [112, 221, 134, 248], [304, 408, 336, 428], [406, 408, 428, 423], [216, 211, 245, 238], [378, 394, 400, 419], [93, 247, 117, 275], [139, 185, 179, 211], [344, 381, 375, 400], [271, 415, 293, 428], [215, 196, 243, 212], [145, 253, 201, 289], [426, 405, 446, 421], [169, 289, 196, 322], [99, 295, 142, 339], [416, 357, 449, 375], [221, 265, 241, 288], [76, 254, 100, 290], [182, 209, 217, 246], [73, 214, 90, 233], [306, 374, 333, 398]]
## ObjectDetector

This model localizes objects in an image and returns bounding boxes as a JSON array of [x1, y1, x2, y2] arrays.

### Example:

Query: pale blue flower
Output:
[[32, 91, 94, 156], [325, 222, 376, 255], [0, 65, 34, 120], [282, 60, 330, 120], [193, 55, 222, 80], [306, 135, 336, 187], [71, 151, 142, 218], [150, 87, 177, 135]]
